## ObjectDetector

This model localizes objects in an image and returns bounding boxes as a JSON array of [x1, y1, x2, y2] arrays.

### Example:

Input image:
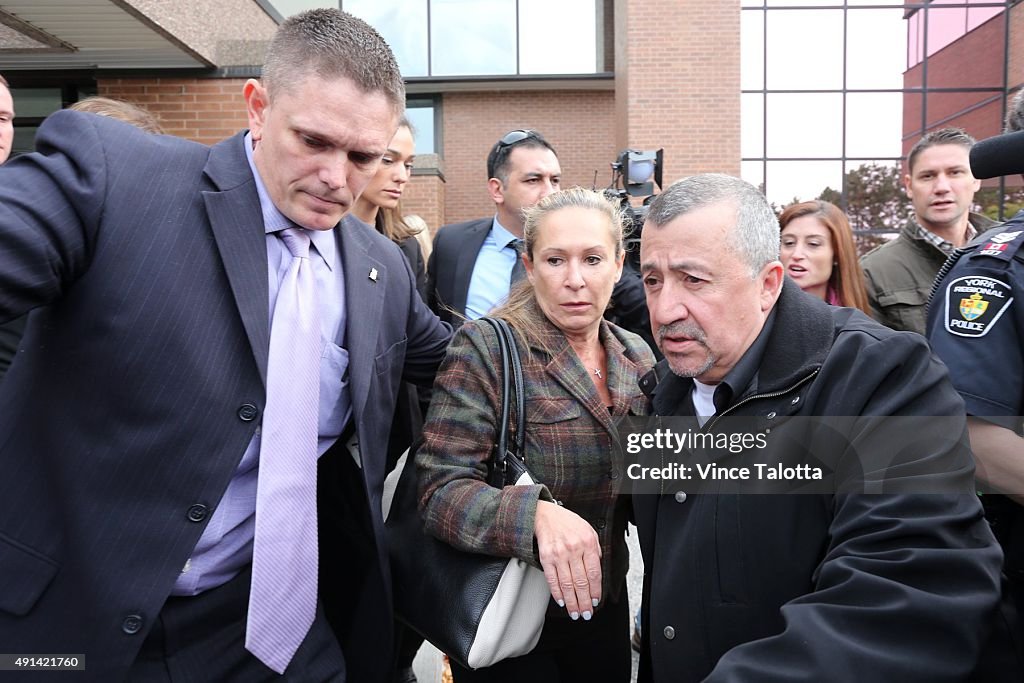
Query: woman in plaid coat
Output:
[[418, 187, 656, 682]]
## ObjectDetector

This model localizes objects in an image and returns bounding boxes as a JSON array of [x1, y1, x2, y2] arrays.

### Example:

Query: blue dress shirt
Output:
[[464, 217, 520, 320]]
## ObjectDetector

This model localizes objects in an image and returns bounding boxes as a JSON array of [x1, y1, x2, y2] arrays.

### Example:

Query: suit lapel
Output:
[[452, 219, 491, 315], [203, 133, 270, 384], [338, 220, 386, 427]]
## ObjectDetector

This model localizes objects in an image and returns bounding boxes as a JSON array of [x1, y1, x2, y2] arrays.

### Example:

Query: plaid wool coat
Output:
[[417, 306, 655, 607]]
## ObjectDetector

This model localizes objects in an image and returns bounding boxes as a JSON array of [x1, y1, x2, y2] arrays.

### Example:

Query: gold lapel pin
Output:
[[369, 267, 378, 282]]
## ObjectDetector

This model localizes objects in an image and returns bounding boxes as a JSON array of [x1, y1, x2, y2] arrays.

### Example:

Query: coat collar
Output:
[[521, 300, 648, 429], [202, 131, 271, 384]]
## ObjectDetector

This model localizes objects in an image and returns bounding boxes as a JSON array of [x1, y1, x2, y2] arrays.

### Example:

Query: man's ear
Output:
[[760, 261, 785, 312], [902, 172, 913, 198], [243, 79, 269, 141], [488, 177, 505, 206]]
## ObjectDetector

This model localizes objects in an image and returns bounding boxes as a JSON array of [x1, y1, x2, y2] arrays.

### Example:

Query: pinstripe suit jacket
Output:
[[0, 110, 451, 682], [417, 305, 655, 609]]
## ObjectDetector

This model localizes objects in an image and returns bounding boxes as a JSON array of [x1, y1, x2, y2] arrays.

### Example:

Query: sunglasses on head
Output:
[[496, 129, 539, 149]]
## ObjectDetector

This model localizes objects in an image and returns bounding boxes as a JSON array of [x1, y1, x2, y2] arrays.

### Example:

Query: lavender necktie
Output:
[[246, 227, 321, 674]]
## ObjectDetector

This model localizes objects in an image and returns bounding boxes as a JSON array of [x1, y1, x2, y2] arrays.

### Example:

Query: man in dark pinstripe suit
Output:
[[0, 9, 449, 683]]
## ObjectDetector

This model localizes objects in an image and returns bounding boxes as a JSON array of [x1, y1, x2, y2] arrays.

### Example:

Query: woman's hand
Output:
[[534, 500, 602, 620]]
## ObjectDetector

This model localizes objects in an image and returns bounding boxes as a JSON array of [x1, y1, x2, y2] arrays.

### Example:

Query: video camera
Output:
[[602, 148, 663, 270]]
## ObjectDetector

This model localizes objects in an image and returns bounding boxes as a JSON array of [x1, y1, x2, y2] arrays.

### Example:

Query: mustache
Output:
[[657, 321, 707, 345]]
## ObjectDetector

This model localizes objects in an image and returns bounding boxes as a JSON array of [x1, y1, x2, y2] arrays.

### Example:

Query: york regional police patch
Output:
[[943, 275, 1014, 337]]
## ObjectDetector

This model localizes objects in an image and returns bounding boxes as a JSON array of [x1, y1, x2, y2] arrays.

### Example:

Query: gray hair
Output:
[[645, 174, 779, 278], [262, 8, 405, 115], [1006, 89, 1024, 133]]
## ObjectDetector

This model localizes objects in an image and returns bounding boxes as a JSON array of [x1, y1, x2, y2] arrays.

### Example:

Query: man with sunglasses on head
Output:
[[428, 129, 562, 326]]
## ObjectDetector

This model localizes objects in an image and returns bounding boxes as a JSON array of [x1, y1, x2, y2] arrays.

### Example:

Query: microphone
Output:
[[970, 129, 1024, 179]]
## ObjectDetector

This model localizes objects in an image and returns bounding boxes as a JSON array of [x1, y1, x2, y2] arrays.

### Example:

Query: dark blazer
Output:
[[417, 306, 655, 609], [634, 281, 1005, 682], [426, 217, 491, 327], [0, 110, 451, 682]]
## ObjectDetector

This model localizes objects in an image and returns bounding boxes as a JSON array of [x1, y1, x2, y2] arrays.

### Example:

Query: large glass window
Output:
[[342, 0, 605, 78], [742, 0, 1012, 238], [267, 0, 335, 17], [406, 98, 440, 154], [430, 0, 517, 76], [344, 0, 429, 76]]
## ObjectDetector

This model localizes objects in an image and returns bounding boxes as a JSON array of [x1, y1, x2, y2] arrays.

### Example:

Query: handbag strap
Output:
[[480, 316, 525, 484]]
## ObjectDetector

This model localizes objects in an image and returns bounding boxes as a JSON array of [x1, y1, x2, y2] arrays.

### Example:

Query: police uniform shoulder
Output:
[[964, 214, 1024, 265], [935, 218, 1020, 339]]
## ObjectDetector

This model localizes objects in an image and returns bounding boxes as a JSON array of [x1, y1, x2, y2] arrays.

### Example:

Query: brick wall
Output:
[[424, 89, 617, 226], [98, 77, 250, 146], [404, 156, 446, 237], [615, 0, 741, 183], [1011, 3, 1024, 94]]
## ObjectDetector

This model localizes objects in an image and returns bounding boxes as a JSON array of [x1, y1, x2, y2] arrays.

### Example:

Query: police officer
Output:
[[926, 101, 1024, 673]]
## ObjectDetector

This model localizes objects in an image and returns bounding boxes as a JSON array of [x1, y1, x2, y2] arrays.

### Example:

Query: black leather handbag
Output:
[[382, 317, 550, 670]]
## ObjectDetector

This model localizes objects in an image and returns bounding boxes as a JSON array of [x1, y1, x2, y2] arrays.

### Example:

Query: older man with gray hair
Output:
[[633, 173, 1006, 682]]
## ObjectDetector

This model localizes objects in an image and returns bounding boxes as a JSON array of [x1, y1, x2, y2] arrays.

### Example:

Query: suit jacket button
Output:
[[663, 625, 676, 640], [609, 469, 619, 480], [237, 404, 259, 421], [187, 504, 208, 523], [674, 491, 687, 503], [595, 518, 607, 530], [122, 614, 144, 635]]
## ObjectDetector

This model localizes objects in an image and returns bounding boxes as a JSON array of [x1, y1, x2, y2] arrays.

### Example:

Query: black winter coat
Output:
[[634, 280, 1005, 682]]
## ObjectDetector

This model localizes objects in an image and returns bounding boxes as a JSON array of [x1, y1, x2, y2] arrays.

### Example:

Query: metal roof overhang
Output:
[[0, 0, 212, 72]]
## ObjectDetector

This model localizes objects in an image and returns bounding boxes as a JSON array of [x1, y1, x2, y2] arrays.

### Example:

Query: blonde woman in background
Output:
[[69, 96, 165, 134], [404, 213, 433, 264]]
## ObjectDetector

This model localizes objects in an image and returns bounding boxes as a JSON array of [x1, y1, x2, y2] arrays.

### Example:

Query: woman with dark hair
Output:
[[779, 200, 870, 313], [418, 187, 655, 682], [348, 116, 426, 301], [343, 116, 425, 683]]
